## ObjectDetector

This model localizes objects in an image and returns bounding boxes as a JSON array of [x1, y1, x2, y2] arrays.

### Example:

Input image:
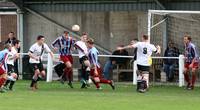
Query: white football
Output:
[[72, 24, 80, 32]]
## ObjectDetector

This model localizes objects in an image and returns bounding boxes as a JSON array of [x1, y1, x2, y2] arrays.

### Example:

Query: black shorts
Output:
[[7, 64, 15, 75], [30, 63, 44, 73], [79, 56, 88, 65], [137, 64, 150, 72]]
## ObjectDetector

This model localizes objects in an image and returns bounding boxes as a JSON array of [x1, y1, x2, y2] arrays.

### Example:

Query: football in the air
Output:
[[72, 24, 80, 32]]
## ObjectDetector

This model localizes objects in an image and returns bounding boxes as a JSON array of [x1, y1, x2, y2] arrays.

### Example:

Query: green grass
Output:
[[1, 80, 200, 110]]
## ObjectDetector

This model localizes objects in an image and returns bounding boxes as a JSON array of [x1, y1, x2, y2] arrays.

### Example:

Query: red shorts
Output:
[[90, 67, 103, 78], [184, 62, 199, 69], [60, 55, 73, 64], [0, 66, 5, 75]]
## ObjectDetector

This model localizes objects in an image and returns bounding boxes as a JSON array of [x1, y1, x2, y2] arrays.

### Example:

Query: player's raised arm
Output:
[[44, 43, 54, 59], [51, 37, 60, 51]]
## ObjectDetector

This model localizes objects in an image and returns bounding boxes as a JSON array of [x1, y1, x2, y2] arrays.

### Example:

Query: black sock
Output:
[[4, 80, 10, 87], [9, 81, 15, 89], [86, 71, 90, 80], [30, 79, 37, 87]]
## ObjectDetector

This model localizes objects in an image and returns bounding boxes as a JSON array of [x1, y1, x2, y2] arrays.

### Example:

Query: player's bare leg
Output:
[[183, 68, 190, 89], [190, 68, 197, 90], [64, 61, 73, 88], [0, 73, 7, 93], [30, 69, 40, 91]]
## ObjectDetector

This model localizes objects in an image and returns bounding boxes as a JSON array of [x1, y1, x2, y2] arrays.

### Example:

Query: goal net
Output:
[[148, 10, 200, 85]]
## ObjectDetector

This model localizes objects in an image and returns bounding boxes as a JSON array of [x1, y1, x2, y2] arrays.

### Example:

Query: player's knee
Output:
[[192, 68, 197, 73], [143, 74, 149, 80], [65, 62, 72, 68], [34, 69, 40, 75], [40, 71, 46, 77], [184, 68, 188, 73], [2, 73, 7, 79], [84, 60, 90, 67], [11, 73, 18, 79]]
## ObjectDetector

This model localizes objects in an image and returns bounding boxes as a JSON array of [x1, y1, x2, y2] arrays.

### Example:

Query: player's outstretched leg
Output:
[[99, 78, 115, 90], [0, 74, 7, 93]]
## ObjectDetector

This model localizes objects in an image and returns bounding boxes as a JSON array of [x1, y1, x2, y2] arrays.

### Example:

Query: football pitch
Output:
[[1, 80, 200, 110]]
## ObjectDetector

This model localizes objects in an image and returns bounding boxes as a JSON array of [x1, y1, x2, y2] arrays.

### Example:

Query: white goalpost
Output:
[[148, 10, 200, 87]]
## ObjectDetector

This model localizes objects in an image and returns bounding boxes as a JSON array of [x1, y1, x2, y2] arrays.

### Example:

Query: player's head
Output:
[[8, 32, 14, 39], [86, 38, 94, 48], [131, 38, 139, 45], [4, 43, 12, 51], [116, 45, 124, 50], [168, 41, 174, 48], [13, 40, 20, 48], [184, 35, 191, 44], [81, 32, 88, 42], [142, 35, 149, 42], [37, 35, 45, 45], [64, 31, 69, 37]]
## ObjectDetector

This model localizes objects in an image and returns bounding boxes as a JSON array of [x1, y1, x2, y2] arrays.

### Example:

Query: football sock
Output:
[[100, 79, 111, 84], [0, 78, 6, 87], [184, 73, 190, 84], [191, 74, 196, 87]]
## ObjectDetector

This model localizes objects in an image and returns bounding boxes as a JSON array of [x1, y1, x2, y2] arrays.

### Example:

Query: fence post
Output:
[[133, 61, 137, 85], [47, 53, 53, 82], [179, 55, 184, 87]]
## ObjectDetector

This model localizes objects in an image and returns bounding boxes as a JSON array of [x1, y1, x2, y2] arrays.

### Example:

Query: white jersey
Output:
[[133, 42, 157, 66], [7, 47, 18, 65], [74, 41, 88, 58], [29, 43, 51, 64]]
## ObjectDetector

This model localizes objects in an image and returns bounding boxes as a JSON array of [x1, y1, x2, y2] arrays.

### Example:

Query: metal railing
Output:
[[42, 53, 185, 87]]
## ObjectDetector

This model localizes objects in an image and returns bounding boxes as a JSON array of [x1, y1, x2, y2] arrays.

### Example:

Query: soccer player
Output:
[[183, 35, 199, 90], [86, 38, 115, 90], [29, 35, 54, 91], [119, 35, 161, 93], [4, 40, 20, 91], [74, 32, 90, 88], [51, 31, 76, 88], [0, 44, 12, 93]]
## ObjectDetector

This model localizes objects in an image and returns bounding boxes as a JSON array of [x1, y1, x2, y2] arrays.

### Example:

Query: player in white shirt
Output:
[[120, 35, 161, 93], [4, 40, 20, 91], [74, 33, 91, 88], [28, 35, 54, 91]]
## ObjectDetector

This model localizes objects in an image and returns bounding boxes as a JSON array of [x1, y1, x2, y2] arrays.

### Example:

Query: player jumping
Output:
[[74, 32, 91, 88], [119, 35, 161, 93], [183, 35, 199, 90], [86, 38, 115, 90], [52, 31, 76, 88]]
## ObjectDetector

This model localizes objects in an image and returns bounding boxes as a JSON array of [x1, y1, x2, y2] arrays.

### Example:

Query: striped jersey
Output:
[[184, 42, 199, 64], [88, 47, 100, 68], [51, 35, 75, 56], [0, 49, 9, 72]]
